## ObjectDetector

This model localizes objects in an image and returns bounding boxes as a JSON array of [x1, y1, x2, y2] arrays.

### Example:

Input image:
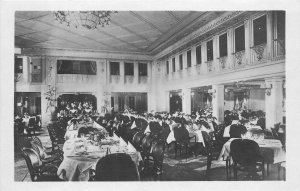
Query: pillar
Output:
[[133, 61, 139, 84], [266, 12, 274, 59], [119, 61, 125, 84], [265, 77, 283, 129], [182, 88, 192, 114], [244, 19, 251, 64], [212, 84, 224, 123]]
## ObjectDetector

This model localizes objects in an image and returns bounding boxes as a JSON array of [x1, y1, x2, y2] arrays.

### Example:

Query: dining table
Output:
[[57, 123, 141, 181], [218, 138, 286, 164]]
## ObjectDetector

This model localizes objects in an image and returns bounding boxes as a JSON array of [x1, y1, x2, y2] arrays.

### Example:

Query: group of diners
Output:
[[14, 112, 42, 136], [57, 101, 97, 117], [18, 107, 286, 181]]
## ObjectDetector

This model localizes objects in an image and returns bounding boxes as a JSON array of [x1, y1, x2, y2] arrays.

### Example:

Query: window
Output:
[[179, 54, 183, 70], [235, 25, 245, 52], [187, 50, 191, 67], [138, 63, 147, 76], [219, 33, 228, 57], [15, 57, 23, 73], [253, 15, 267, 46], [124, 62, 134, 76], [110, 62, 120, 75], [196, 45, 202, 65], [172, 57, 176, 72], [276, 11, 285, 39], [129, 96, 135, 110], [57, 60, 97, 75], [166, 61, 169, 74], [207, 40, 213, 61]]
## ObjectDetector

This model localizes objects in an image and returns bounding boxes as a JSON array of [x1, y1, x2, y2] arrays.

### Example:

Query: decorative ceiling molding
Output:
[[21, 47, 152, 61], [146, 11, 205, 52], [154, 11, 255, 61]]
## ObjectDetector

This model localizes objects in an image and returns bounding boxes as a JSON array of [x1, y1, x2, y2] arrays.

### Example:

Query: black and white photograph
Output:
[[1, 0, 300, 190]]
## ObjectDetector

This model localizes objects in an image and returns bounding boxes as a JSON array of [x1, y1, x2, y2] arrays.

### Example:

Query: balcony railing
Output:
[[206, 60, 214, 72], [139, 76, 148, 84], [124, 75, 134, 84], [110, 75, 120, 84], [57, 74, 97, 83], [273, 38, 285, 61], [218, 56, 229, 71], [251, 43, 268, 64], [233, 50, 247, 68]]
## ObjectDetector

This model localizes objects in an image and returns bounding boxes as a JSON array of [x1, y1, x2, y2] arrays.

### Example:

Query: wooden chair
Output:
[[21, 147, 63, 181], [92, 153, 140, 181], [173, 126, 196, 160], [230, 139, 265, 180], [30, 141, 63, 165]]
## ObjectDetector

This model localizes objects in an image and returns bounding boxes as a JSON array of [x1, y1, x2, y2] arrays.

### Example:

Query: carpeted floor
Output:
[[14, 128, 286, 182]]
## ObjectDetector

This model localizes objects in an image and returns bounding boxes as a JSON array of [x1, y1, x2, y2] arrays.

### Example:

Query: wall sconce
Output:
[[208, 89, 216, 98], [265, 84, 272, 96]]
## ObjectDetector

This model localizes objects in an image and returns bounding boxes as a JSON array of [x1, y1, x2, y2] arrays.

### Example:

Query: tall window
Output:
[[207, 40, 213, 61], [15, 57, 23, 73], [172, 57, 176, 72], [179, 54, 183, 70], [57, 60, 97, 75], [219, 33, 228, 57], [235, 25, 245, 52], [166, 61, 169, 74], [138, 63, 147, 76], [276, 11, 285, 39], [253, 15, 267, 46], [110, 62, 120, 75], [187, 50, 191, 67], [124, 62, 134, 76], [196, 45, 202, 65]]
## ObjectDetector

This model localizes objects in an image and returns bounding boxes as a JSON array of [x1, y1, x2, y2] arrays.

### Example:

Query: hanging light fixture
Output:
[[53, 11, 117, 30]]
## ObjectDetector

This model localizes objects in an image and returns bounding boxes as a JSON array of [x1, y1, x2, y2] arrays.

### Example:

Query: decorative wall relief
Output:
[[252, 44, 266, 61], [234, 51, 245, 67], [219, 57, 227, 70]]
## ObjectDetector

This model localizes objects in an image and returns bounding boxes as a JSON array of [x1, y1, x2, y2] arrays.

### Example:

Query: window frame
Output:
[[187, 50, 192, 67], [219, 32, 228, 57], [172, 57, 176, 72], [234, 24, 246, 53], [110, 61, 120, 75], [124, 62, 134, 76], [196, 45, 202, 65], [179, 54, 183, 70], [138, 62, 148, 76], [252, 14, 267, 46], [206, 39, 214, 61]]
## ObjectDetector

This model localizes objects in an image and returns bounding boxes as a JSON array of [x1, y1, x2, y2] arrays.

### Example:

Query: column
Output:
[[265, 77, 283, 129], [244, 19, 251, 64], [266, 12, 274, 60], [201, 42, 207, 74], [133, 61, 139, 84], [182, 88, 191, 114], [212, 84, 224, 123], [119, 61, 125, 84], [227, 28, 234, 68], [213, 36, 219, 71]]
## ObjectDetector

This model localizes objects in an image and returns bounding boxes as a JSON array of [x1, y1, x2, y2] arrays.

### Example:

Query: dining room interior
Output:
[[12, 10, 287, 182]]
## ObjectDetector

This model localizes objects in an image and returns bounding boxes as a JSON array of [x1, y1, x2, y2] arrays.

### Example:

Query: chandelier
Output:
[[53, 11, 117, 30]]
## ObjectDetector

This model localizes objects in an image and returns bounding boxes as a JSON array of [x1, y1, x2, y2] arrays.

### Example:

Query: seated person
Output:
[[256, 117, 266, 130], [229, 124, 248, 138]]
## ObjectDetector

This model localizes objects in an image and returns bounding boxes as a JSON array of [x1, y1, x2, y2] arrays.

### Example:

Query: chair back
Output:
[[229, 124, 247, 138], [95, 153, 139, 181], [31, 141, 46, 159], [21, 147, 42, 181], [230, 139, 262, 166], [174, 126, 189, 143], [32, 136, 43, 148], [28, 117, 36, 127], [132, 132, 145, 149], [141, 134, 153, 153], [271, 128, 279, 139]]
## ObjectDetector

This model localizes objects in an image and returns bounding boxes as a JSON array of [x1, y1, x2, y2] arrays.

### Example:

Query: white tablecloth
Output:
[[57, 133, 141, 181], [218, 138, 286, 164]]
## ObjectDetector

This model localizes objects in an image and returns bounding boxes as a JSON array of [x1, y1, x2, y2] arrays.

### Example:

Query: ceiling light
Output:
[[53, 11, 117, 30]]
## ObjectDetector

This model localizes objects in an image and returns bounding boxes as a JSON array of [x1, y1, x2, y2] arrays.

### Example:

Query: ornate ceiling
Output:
[[15, 11, 226, 56]]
